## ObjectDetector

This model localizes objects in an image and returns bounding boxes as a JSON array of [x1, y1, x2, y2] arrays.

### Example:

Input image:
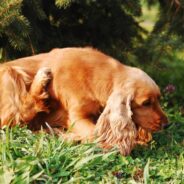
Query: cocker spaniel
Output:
[[0, 47, 168, 155]]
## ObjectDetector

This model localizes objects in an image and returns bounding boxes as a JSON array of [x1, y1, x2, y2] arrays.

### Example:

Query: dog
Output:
[[0, 47, 168, 155]]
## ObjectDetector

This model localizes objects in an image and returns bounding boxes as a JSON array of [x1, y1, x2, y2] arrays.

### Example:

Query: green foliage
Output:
[[139, 51, 184, 109], [0, 0, 144, 61], [55, 0, 72, 8], [0, 106, 184, 183], [137, 0, 184, 64], [152, 0, 184, 38], [1, 0, 184, 65], [0, 0, 30, 52]]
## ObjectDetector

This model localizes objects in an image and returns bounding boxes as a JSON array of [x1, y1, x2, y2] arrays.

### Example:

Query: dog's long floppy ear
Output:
[[0, 66, 32, 127], [95, 90, 137, 155]]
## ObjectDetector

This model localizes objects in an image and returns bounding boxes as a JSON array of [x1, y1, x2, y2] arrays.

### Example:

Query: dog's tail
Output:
[[0, 66, 32, 127]]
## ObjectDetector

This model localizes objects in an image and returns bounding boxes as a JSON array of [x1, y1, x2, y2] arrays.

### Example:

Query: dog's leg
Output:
[[20, 67, 52, 123], [66, 108, 95, 141], [33, 127, 83, 142]]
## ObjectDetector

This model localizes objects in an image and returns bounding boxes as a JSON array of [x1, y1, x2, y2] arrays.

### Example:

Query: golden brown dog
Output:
[[0, 47, 168, 155]]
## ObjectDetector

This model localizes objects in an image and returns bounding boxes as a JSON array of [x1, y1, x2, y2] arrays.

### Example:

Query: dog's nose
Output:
[[162, 123, 171, 129], [160, 114, 169, 129]]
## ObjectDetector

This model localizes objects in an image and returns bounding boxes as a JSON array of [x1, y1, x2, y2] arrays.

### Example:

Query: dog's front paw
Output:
[[136, 127, 152, 145]]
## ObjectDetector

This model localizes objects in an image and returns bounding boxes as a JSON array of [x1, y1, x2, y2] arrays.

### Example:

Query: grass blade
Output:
[[144, 159, 150, 184]]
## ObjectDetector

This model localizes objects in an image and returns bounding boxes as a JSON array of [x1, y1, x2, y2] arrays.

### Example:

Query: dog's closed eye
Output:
[[157, 95, 161, 101], [142, 99, 152, 107]]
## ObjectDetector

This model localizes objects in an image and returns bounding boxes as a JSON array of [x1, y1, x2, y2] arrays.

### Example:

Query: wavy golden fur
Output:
[[0, 66, 52, 127], [0, 48, 168, 155]]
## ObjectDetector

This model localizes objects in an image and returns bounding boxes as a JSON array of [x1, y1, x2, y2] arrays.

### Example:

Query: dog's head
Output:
[[130, 68, 168, 132], [95, 67, 168, 155]]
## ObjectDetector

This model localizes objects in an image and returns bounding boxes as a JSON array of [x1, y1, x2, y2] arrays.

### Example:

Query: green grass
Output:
[[0, 107, 184, 184]]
